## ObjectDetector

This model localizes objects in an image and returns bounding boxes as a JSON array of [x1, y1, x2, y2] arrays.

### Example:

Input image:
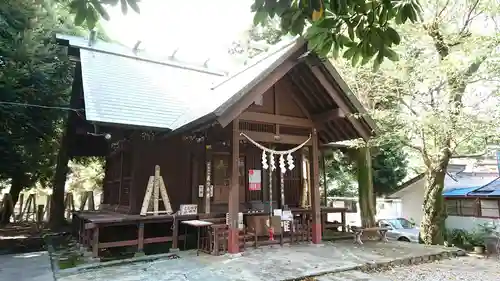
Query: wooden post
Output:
[[171, 216, 179, 251], [153, 166, 160, 215], [17, 193, 24, 221], [92, 227, 99, 258], [204, 145, 212, 214], [228, 119, 240, 254], [45, 195, 51, 221], [310, 129, 322, 244], [137, 222, 144, 253], [36, 205, 44, 229], [64, 193, 75, 219], [321, 149, 328, 206], [1, 194, 15, 223], [88, 191, 95, 211], [79, 191, 89, 211]]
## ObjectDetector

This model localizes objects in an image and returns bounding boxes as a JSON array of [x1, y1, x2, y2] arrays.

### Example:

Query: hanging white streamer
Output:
[[279, 155, 286, 174], [269, 152, 276, 171], [287, 153, 294, 170], [261, 150, 269, 169]]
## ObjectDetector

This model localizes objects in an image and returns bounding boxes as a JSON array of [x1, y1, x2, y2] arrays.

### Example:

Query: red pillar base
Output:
[[311, 223, 322, 244], [227, 228, 239, 254]]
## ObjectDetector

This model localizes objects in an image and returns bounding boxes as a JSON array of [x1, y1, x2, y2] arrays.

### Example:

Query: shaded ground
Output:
[[58, 241, 458, 281], [0, 222, 47, 254], [367, 256, 500, 281], [0, 251, 53, 281]]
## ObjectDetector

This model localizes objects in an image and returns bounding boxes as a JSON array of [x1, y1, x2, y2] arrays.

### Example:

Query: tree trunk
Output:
[[48, 66, 80, 230], [420, 156, 450, 245], [0, 172, 24, 225], [357, 147, 376, 227], [49, 131, 71, 230]]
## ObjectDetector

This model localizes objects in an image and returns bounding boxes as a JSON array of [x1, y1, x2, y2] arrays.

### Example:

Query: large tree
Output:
[[0, 0, 97, 226], [332, 0, 500, 244], [0, 0, 77, 224]]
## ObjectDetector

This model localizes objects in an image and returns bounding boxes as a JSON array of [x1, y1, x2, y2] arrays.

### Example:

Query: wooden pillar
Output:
[[138, 222, 144, 252], [321, 149, 328, 206], [310, 129, 322, 244], [228, 119, 240, 254], [204, 145, 212, 214], [92, 227, 99, 258]]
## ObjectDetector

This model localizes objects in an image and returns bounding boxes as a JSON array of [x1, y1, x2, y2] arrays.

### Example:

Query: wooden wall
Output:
[[129, 134, 193, 214], [101, 75, 314, 214]]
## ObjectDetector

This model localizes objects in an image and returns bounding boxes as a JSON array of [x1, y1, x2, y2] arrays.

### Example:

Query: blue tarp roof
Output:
[[468, 177, 500, 197], [442, 187, 482, 197], [443, 177, 500, 197]]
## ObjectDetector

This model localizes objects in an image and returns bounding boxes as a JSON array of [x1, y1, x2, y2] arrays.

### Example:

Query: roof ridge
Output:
[[210, 37, 300, 90], [56, 34, 226, 76]]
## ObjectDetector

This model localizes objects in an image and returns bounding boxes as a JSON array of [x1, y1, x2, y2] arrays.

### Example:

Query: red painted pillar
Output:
[[228, 119, 240, 253], [311, 129, 322, 244]]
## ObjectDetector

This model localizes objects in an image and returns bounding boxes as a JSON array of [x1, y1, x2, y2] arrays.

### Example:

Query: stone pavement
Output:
[[57, 241, 459, 281], [0, 251, 54, 281]]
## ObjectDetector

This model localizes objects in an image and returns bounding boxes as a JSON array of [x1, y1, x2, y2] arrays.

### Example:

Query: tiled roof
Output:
[[58, 34, 302, 131], [169, 38, 304, 131], [80, 49, 221, 129]]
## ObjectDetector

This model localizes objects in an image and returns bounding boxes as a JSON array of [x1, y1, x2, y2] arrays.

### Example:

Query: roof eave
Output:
[[317, 58, 380, 137], [166, 112, 218, 137], [386, 173, 426, 198], [214, 38, 307, 127]]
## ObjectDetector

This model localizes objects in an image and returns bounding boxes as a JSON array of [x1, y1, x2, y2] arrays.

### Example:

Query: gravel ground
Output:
[[368, 256, 500, 281]]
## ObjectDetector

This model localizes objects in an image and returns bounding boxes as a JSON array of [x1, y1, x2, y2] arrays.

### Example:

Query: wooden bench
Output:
[[350, 226, 389, 245]]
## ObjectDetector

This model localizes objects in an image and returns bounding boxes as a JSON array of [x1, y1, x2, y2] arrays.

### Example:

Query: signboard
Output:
[[273, 209, 282, 217], [248, 169, 262, 191], [179, 204, 198, 215], [281, 210, 293, 221]]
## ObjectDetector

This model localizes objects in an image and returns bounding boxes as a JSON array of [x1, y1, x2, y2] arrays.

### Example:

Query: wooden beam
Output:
[[274, 85, 280, 134], [240, 130, 311, 145], [307, 64, 370, 140], [218, 59, 298, 127], [312, 108, 345, 123], [239, 112, 314, 128]]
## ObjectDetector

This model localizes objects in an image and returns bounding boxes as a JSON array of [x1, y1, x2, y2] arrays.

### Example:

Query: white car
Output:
[[377, 218, 420, 243]]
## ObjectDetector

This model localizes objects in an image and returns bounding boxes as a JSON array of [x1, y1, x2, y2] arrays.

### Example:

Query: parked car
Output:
[[377, 218, 420, 243]]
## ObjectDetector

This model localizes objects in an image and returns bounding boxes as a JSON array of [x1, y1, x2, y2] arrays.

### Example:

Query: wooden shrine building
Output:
[[57, 34, 377, 256]]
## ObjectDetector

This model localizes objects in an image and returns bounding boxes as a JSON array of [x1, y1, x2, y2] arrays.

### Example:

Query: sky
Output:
[[102, 0, 255, 71]]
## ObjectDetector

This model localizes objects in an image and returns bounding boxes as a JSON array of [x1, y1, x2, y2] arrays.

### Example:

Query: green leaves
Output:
[[251, 0, 423, 71], [68, 0, 140, 29], [1, 0, 78, 188]]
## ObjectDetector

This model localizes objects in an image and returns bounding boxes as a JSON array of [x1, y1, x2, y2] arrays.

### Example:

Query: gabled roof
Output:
[[466, 177, 500, 197], [388, 170, 500, 199], [57, 34, 378, 141], [57, 34, 225, 130], [442, 187, 483, 197], [386, 173, 426, 198]]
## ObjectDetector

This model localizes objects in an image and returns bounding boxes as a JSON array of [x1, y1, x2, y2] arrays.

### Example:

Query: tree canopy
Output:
[[323, 141, 408, 198], [0, 0, 88, 223], [251, 0, 423, 70], [331, 0, 500, 244], [61, 0, 422, 70]]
